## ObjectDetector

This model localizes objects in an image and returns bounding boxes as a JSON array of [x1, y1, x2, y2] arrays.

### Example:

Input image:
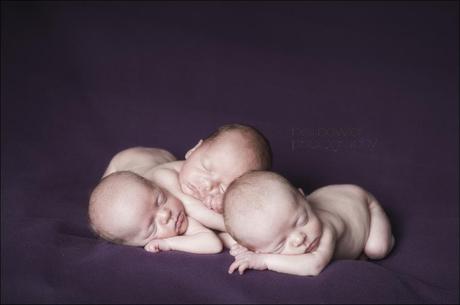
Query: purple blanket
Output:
[[2, 1, 458, 303]]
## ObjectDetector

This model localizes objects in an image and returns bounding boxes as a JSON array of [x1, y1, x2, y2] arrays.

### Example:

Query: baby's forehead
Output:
[[97, 175, 154, 212]]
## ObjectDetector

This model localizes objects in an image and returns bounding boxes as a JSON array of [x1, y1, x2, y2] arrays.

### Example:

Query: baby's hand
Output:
[[203, 195, 224, 213], [228, 250, 267, 275], [144, 239, 171, 253]]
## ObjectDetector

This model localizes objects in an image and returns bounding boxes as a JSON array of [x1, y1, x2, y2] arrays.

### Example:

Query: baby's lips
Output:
[[203, 196, 213, 208], [213, 202, 223, 213], [306, 237, 320, 253], [175, 211, 185, 233], [209, 196, 224, 213]]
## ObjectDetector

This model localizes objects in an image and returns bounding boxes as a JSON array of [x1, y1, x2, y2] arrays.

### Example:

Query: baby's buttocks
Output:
[[308, 184, 371, 259]]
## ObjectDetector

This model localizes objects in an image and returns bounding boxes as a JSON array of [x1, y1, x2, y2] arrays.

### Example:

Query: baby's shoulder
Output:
[[153, 160, 183, 173], [184, 216, 213, 235], [146, 163, 181, 187]]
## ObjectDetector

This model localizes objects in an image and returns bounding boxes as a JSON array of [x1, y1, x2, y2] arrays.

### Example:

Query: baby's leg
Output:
[[103, 147, 176, 177], [364, 193, 395, 260]]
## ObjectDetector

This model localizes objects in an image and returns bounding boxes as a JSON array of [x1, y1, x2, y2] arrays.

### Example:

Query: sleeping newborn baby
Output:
[[96, 123, 272, 233], [89, 171, 223, 253], [223, 171, 395, 276]]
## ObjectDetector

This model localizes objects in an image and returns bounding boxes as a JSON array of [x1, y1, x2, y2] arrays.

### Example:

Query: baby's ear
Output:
[[298, 188, 305, 196], [185, 139, 203, 159]]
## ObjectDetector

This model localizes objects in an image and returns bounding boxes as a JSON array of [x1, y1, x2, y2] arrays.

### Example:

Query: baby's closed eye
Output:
[[157, 192, 166, 206], [297, 215, 308, 226]]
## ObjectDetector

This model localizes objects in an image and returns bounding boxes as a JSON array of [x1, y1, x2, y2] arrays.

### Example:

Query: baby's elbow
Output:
[[298, 260, 326, 276], [207, 236, 223, 254], [210, 239, 223, 254], [310, 263, 324, 276]]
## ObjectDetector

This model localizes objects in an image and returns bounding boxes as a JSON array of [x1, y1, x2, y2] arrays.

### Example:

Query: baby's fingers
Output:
[[144, 243, 159, 253], [238, 262, 249, 275], [228, 260, 241, 274], [228, 260, 249, 275]]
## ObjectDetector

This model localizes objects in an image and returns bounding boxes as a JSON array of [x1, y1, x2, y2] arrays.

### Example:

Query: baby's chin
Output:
[[205, 196, 224, 213], [212, 200, 224, 214]]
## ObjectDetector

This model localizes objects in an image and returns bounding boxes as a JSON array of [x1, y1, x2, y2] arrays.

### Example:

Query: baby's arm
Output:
[[149, 167, 226, 231], [178, 194, 226, 231], [229, 226, 336, 276], [218, 232, 238, 249], [144, 217, 223, 254]]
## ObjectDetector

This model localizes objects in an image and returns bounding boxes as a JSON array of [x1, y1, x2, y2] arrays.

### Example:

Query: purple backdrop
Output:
[[2, 1, 458, 303]]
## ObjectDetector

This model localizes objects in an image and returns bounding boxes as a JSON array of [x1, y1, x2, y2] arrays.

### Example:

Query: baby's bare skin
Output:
[[103, 147, 227, 231], [90, 170, 223, 254], [103, 126, 269, 233], [145, 161, 226, 231], [307, 185, 393, 260], [103, 147, 176, 178], [225, 172, 394, 276]]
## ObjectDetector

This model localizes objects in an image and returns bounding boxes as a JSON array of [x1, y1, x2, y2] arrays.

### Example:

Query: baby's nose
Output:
[[158, 208, 171, 224], [291, 232, 307, 247], [207, 186, 220, 196], [199, 178, 218, 194], [202, 180, 213, 192]]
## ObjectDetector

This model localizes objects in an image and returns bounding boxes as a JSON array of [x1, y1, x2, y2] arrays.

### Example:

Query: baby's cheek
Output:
[[178, 172, 193, 193], [183, 170, 201, 187], [215, 205, 223, 214], [281, 245, 307, 255], [163, 229, 179, 239], [315, 220, 324, 234], [214, 196, 224, 213]]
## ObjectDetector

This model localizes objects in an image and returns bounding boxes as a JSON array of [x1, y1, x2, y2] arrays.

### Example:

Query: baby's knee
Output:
[[365, 235, 394, 260]]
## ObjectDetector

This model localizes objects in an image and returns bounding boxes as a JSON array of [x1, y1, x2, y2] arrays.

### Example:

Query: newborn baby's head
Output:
[[179, 123, 272, 213], [223, 171, 323, 255], [88, 171, 188, 246]]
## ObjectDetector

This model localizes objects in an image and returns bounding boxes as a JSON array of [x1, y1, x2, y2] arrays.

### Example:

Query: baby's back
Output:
[[103, 147, 177, 178], [307, 184, 371, 259]]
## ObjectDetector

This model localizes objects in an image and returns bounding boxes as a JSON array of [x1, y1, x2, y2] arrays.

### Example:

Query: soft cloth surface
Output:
[[2, 1, 458, 303]]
